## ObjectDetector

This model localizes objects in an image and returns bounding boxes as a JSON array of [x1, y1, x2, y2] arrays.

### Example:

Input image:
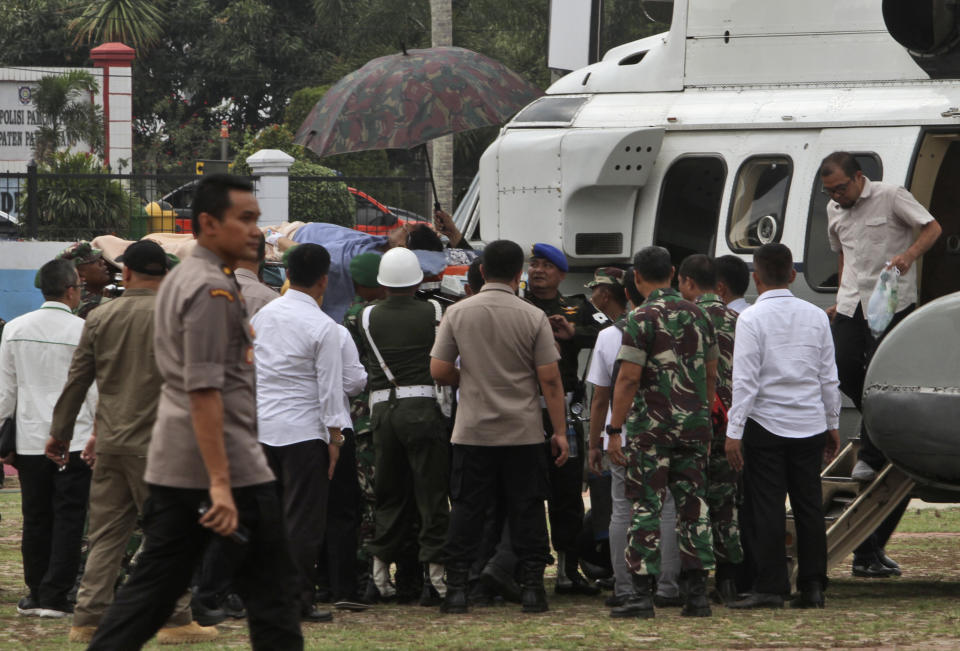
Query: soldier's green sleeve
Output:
[[617, 312, 648, 367], [703, 316, 720, 363]]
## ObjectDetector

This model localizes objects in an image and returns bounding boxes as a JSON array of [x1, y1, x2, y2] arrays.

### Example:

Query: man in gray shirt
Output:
[[431, 239, 569, 615], [87, 175, 303, 650]]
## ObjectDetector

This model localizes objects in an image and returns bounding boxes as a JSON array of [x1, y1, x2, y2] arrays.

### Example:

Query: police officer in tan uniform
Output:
[[87, 175, 304, 650]]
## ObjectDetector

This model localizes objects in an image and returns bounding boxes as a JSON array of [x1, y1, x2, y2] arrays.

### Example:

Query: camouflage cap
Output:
[[530, 243, 568, 272], [585, 267, 625, 288], [349, 252, 382, 288], [58, 241, 102, 266]]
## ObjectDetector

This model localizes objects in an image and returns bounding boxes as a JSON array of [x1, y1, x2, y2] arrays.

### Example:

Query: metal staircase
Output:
[[786, 439, 915, 584]]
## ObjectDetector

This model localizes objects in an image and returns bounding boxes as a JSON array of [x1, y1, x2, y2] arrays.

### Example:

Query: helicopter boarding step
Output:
[[785, 439, 915, 585]]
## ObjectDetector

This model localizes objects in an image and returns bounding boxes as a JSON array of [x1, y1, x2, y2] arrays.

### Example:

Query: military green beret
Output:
[[349, 252, 382, 288], [58, 241, 102, 266]]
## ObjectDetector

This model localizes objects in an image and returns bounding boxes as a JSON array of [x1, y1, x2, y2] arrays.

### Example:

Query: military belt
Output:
[[370, 385, 435, 408]]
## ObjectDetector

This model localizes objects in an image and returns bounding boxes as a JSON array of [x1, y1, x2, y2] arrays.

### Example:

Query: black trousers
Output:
[[833, 303, 914, 561], [742, 420, 827, 594], [16, 452, 90, 607], [263, 440, 330, 610], [832, 303, 914, 470], [320, 428, 361, 601], [444, 443, 550, 566], [88, 483, 302, 651], [544, 422, 585, 555]]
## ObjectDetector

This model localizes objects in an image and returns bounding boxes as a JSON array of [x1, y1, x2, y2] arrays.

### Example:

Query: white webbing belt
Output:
[[370, 385, 436, 407], [362, 299, 444, 409]]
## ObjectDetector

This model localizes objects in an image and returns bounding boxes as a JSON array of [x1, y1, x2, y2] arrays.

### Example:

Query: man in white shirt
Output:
[[251, 243, 351, 623], [584, 268, 633, 608], [715, 255, 751, 314], [0, 258, 97, 618], [726, 243, 841, 610]]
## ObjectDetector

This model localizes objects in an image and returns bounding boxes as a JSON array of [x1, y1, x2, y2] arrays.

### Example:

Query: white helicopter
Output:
[[456, 0, 960, 309]]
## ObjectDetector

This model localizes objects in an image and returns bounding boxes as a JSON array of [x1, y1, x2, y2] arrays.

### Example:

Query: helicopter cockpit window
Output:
[[726, 156, 792, 252], [804, 153, 883, 292]]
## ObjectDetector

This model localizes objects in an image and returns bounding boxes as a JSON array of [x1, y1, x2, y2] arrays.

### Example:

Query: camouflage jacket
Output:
[[76, 288, 104, 320], [527, 292, 606, 393], [618, 287, 719, 445], [343, 296, 372, 436], [694, 293, 737, 412]]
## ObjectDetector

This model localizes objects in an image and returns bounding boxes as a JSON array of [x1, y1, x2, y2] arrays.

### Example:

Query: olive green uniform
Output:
[[360, 295, 449, 563]]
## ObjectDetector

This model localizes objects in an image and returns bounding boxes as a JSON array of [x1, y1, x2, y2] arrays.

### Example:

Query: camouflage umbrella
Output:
[[293, 46, 543, 204]]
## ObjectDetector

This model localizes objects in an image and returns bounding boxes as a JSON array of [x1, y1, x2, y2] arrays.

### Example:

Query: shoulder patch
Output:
[[593, 311, 610, 325], [209, 289, 235, 302], [221, 265, 233, 276]]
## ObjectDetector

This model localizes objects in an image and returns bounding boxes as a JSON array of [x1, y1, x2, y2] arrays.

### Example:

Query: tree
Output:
[[430, 0, 454, 211], [69, 0, 166, 51], [31, 70, 104, 164]]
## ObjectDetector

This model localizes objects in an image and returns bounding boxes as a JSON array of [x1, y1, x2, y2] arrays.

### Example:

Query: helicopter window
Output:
[[654, 155, 727, 269], [804, 153, 883, 292], [726, 156, 793, 252]]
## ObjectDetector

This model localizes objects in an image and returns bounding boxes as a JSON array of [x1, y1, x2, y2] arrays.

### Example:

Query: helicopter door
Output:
[[653, 155, 726, 270], [910, 132, 960, 304]]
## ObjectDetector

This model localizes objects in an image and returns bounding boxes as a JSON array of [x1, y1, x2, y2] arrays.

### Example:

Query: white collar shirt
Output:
[[585, 322, 625, 448], [251, 289, 348, 446], [337, 324, 367, 418], [726, 297, 750, 315], [0, 302, 96, 454], [727, 289, 841, 440], [827, 177, 935, 317]]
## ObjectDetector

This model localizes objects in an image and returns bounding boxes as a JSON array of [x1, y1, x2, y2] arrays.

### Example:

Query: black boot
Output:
[[519, 562, 549, 613], [681, 570, 712, 617], [610, 574, 654, 619], [420, 563, 442, 607], [440, 563, 469, 614], [710, 562, 739, 605], [394, 556, 421, 604]]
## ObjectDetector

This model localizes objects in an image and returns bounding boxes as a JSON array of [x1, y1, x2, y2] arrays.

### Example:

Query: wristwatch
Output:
[[605, 425, 623, 436], [330, 432, 345, 447]]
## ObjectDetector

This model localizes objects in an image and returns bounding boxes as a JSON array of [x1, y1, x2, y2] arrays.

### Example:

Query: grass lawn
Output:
[[0, 489, 958, 649]]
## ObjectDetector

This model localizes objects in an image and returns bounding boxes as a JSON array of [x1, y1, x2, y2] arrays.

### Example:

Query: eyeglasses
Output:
[[821, 181, 850, 197]]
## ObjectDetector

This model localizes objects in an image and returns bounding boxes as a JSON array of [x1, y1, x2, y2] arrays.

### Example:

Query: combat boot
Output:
[[362, 557, 396, 603], [519, 562, 549, 613], [440, 563, 469, 614], [394, 555, 421, 604], [610, 574, 654, 619], [420, 563, 446, 607], [681, 570, 712, 617]]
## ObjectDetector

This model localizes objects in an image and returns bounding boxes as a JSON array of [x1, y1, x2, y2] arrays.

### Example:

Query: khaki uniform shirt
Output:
[[235, 267, 279, 318], [145, 245, 274, 489], [431, 283, 560, 446], [827, 177, 935, 317], [50, 289, 162, 456]]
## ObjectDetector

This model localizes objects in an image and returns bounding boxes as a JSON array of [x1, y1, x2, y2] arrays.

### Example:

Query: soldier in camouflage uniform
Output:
[[342, 254, 386, 598], [525, 243, 607, 595], [677, 254, 743, 604], [606, 246, 718, 620], [58, 242, 113, 319]]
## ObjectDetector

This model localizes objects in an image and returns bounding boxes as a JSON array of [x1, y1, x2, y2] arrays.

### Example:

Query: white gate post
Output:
[[247, 149, 294, 226]]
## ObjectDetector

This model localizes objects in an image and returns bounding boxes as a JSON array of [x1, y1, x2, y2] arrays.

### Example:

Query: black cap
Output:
[[117, 240, 169, 276]]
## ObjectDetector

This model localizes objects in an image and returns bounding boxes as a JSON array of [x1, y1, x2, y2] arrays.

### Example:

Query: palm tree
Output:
[[32, 70, 104, 164], [430, 0, 454, 211], [69, 0, 166, 51]]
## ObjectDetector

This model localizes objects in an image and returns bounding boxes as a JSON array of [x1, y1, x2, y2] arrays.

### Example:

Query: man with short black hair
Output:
[[714, 255, 750, 314], [726, 243, 841, 610], [0, 259, 95, 620], [253, 243, 352, 623], [465, 257, 484, 296], [677, 254, 743, 605], [607, 245, 718, 619], [59, 242, 113, 319], [820, 151, 941, 577], [87, 173, 303, 650], [433, 239, 568, 614]]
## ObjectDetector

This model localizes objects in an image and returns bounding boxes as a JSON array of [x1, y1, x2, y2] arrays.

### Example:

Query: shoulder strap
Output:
[[427, 298, 442, 338], [362, 305, 398, 388]]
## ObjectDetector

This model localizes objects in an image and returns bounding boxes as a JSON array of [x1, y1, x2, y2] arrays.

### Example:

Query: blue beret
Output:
[[530, 243, 568, 272]]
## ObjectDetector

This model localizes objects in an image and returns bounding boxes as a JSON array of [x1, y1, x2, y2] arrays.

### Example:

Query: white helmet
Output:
[[377, 247, 424, 288]]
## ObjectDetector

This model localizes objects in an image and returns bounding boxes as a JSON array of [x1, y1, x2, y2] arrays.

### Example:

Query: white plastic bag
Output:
[[866, 264, 899, 337]]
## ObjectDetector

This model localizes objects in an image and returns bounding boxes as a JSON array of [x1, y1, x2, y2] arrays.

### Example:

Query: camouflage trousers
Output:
[[624, 440, 715, 575], [356, 432, 376, 562], [706, 448, 743, 565]]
